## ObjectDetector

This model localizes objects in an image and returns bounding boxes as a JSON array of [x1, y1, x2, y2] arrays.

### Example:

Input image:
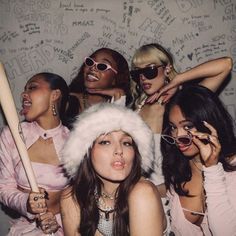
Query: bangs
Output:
[[131, 46, 168, 69]]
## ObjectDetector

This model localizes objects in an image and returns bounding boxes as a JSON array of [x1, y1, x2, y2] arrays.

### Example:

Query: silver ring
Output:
[[207, 135, 211, 141], [33, 196, 38, 201]]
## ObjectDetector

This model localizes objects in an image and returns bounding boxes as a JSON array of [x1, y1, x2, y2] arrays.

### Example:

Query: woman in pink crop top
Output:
[[161, 85, 236, 236], [0, 72, 75, 235]]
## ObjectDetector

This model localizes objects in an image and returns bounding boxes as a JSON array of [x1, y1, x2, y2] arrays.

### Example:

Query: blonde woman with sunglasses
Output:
[[69, 48, 132, 114], [130, 43, 232, 233]]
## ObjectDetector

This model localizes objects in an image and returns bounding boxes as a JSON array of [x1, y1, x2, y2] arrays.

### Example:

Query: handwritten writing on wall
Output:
[[0, 0, 235, 126]]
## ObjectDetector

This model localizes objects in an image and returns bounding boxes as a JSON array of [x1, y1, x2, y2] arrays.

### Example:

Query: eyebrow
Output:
[[169, 119, 192, 125]]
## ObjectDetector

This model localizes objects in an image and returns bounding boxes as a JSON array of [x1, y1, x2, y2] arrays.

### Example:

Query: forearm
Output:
[[176, 57, 232, 92], [0, 187, 34, 219], [203, 163, 236, 235]]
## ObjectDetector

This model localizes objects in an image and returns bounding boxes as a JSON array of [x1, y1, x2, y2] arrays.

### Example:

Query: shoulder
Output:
[[129, 179, 160, 201]]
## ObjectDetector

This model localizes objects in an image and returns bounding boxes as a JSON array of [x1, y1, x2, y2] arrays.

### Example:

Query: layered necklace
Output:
[[97, 195, 115, 221], [95, 190, 116, 236]]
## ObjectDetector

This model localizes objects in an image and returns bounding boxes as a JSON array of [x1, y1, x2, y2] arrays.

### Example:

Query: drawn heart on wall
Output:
[[187, 53, 193, 60]]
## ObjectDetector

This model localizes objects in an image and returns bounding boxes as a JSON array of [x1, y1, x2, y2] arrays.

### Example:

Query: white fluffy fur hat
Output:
[[61, 103, 154, 178]]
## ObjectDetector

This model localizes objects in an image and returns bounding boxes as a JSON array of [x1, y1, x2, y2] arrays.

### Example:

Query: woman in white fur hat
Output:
[[60, 103, 166, 236]]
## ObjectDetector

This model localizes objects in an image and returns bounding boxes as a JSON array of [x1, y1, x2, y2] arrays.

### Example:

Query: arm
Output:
[[160, 57, 233, 96], [0, 127, 34, 219], [128, 179, 166, 236], [203, 162, 236, 236], [60, 187, 81, 236]]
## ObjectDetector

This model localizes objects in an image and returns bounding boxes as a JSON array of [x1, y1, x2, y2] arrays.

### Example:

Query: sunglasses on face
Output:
[[130, 65, 165, 82], [84, 57, 118, 74], [161, 133, 193, 146]]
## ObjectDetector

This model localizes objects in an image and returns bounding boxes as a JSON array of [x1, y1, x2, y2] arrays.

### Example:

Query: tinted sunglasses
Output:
[[84, 57, 117, 74], [161, 133, 193, 146], [130, 65, 164, 82]]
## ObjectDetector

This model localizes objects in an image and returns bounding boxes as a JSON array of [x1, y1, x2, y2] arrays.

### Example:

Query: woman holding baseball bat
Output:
[[0, 72, 75, 235]]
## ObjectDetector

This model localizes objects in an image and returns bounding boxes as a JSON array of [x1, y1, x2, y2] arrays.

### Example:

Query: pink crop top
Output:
[[0, 121, 70, 217]]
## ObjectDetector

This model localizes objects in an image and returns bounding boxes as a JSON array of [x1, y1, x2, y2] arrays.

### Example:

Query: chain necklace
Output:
[[97, 196, 115, 221], [101, 190, 117, 200]]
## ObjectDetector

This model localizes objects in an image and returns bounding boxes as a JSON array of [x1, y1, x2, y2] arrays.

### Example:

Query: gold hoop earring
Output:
[[52, 104, 57, 116]]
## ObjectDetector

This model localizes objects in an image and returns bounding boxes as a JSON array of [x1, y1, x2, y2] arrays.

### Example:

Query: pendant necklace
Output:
[[97, 196, 115, 221]]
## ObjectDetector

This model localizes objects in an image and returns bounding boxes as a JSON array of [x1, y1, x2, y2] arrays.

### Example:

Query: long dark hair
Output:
[[69, 47, 132, 106], [71, 143, 142, 236], [161, 85, 236, 196], [38, 72, 78, 128]]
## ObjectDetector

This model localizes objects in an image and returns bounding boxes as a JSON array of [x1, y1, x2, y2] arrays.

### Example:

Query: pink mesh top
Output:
[[167, 162, 236, 236], [0, 121, 70, 217]]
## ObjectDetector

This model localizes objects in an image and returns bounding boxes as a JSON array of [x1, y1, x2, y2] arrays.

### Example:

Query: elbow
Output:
[[224, 57, 233, 73]]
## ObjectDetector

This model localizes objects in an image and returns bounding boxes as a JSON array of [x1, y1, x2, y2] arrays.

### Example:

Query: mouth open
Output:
[[20, 100, 32, 115], [86, 74, 99, 82]]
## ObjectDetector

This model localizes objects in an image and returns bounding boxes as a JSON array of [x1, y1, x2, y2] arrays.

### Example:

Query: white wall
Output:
[[0, 0, 235, 234]]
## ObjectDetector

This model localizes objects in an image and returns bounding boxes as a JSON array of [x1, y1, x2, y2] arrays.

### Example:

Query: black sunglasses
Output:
[[84, 57, 117, 74], [130, 65, 165, 82], [161, 133, 193, 146]]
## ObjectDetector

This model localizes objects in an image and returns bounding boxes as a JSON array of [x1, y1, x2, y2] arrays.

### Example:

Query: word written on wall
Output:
[[0, 0, 235, 127]]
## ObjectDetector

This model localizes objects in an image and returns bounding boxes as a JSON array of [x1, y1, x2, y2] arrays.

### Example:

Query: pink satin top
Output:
[[167, 162, 236, 236], [0, 121, 70, 217]]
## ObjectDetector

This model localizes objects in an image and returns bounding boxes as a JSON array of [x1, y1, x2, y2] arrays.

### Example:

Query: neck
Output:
[[36, 116, 60, 130], [101, 179, 119, 198], [83, 93, 107, 107], [190, 157, 203, 173]]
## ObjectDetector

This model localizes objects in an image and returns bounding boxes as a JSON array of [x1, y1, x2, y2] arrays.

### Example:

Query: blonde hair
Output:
[[131, 43, 178, 110]]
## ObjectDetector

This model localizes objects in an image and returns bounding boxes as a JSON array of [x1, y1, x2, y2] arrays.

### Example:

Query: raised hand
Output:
[[191, 121, 221, 167]]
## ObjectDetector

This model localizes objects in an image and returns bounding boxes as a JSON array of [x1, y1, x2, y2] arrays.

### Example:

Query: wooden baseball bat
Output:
[[0, 62, 39, 192]]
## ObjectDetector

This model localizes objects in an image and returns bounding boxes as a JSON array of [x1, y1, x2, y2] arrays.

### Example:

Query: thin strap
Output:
[[182, 207, 205, 216]]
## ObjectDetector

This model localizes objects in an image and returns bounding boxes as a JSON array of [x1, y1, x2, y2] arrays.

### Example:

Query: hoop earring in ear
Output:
[[52, 104, 57, 116]]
